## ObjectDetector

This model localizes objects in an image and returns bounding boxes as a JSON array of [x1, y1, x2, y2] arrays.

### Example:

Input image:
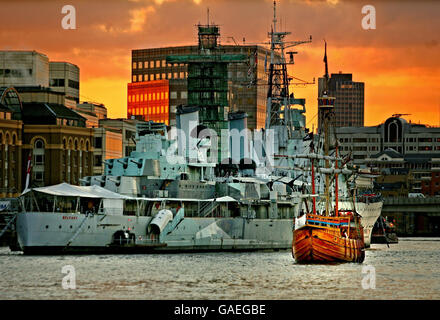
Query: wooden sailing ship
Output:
[[292, 42, 365, 263], [292, 211, 365, 263]]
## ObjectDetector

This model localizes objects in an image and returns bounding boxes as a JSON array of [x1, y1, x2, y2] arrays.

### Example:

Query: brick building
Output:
[[0, 87, 23, 197]]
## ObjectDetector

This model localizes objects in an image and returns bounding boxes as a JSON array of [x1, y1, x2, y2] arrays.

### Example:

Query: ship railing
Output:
[[135, 235, 161, 245], [356, 194, 382, 203], [137, 238, 160, 245], [305, 214, 352, 229], [198, 200, 220, 217], [115, 237, 136, 246]]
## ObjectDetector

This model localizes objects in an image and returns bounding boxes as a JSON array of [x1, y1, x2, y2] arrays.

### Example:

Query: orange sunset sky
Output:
[[1, 0, 439, 130]]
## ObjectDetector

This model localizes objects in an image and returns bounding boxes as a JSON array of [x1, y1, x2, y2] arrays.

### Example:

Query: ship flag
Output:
[[24, 151, 32, 192]]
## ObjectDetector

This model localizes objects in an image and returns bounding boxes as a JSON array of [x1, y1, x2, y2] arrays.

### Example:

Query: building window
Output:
[[50, 79, 65, 87], [35, 139, 44, 149], [170, 92, 177, 99], [35, 154, 44, 165], [95, 137, 103, 149], [133, 62, 137, 69], [94, 155, 102, 167], [68, 80, 79, 90], [33, 139, 45, 186], [132, 75, 137, 82], [34, 172, 44, 182]]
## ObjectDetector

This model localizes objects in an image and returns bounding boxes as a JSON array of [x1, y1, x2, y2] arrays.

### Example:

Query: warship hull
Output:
[[292, 227, 365, 263], [16, 199, 380, 254], [16, 211, 293, 254]]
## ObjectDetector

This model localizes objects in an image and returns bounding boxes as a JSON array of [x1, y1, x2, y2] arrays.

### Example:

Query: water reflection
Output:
[[0, 238, 439, 299]]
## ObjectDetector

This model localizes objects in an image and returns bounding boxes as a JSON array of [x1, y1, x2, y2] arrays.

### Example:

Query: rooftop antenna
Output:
[[207, 7, 210, 26], [323, 40, 329, 94]]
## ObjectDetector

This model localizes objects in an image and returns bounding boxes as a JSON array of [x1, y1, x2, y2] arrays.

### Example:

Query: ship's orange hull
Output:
[[292, 226, 365, 263]]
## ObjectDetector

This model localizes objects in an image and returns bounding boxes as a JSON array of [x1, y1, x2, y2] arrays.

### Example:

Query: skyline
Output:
[[1, 0, 439, 129]]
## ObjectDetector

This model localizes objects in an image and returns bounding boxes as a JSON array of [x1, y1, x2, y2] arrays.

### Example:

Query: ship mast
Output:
[[264, 0, 312, 172], [318, 41, 336, 216], [265, 1, 311, 132], [310, 134, 317, 214]]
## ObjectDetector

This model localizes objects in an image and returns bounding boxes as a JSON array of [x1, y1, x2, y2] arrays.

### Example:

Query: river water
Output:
[[0, 238, 439, 300]]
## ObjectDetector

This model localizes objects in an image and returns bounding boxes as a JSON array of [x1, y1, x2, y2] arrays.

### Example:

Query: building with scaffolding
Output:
[[130, 44, 278, 130]]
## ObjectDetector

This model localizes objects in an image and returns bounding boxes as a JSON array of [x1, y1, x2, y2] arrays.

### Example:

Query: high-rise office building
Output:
[[318, 72, 364, 129], [129, 45, 276, 130]]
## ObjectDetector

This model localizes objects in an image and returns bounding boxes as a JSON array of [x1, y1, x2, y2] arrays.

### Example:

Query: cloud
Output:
[[130, 6, 156, 32]]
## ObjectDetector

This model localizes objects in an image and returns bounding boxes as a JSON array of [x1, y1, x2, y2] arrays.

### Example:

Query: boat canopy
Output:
[[132, 195, 237, 202], [21, 183, 132, 200], [21, 183, 238, 203]]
